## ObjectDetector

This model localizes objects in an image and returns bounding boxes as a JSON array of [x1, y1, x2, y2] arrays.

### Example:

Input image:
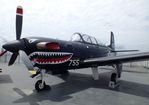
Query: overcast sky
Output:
[[0, 0, 149, 51]]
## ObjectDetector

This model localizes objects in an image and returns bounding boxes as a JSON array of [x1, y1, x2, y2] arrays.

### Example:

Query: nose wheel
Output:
[[35, 80, 51, 91]]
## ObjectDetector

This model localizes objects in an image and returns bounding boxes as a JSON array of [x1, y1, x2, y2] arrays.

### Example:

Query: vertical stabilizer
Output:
[[108, 32, 138, 53], [109, 31, 115, 51]]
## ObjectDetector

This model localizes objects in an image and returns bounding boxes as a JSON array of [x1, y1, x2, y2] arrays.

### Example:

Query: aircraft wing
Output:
[[83, 52, 149, 66]]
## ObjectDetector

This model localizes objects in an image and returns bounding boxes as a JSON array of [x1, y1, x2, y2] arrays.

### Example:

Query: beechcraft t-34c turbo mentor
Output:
[[1, 6, 149, 92]]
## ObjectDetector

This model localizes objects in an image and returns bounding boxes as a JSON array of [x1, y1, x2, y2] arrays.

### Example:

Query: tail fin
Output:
[[109, 31, 115, 51], [108, 31, 139, 53]]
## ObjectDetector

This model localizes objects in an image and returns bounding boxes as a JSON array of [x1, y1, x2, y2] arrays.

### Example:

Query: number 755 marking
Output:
[[69, 60, 80, 66]]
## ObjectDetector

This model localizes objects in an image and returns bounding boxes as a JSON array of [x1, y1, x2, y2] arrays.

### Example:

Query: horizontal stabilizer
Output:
[[111, 50, 139, 52]]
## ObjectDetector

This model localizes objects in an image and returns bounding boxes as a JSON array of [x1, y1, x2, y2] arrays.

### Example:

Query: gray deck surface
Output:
[[0, 63, 149, 105]]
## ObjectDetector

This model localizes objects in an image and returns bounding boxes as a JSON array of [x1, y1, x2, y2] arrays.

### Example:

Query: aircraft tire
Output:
[[35, 80, 51, 92], [109, 73, 120, 88], [111, 73, 117, 83]]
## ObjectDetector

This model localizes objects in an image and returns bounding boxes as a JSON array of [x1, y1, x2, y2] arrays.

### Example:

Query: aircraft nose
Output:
[[2, 40, 23, 52]]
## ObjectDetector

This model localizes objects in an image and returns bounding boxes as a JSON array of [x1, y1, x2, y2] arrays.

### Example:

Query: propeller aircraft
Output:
[[1, 6, 149, 91]]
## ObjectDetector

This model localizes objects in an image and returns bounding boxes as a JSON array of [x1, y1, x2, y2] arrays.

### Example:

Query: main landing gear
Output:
[[33, 69, 51, 92], [108, 73, 119, 88], [91, 64, 122, 89], [109, 64, 122, 88]]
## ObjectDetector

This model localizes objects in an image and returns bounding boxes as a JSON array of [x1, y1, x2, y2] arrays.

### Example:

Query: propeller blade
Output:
[[20, 51, 34, 70], [0, 50, 7, 57], [20, 51, 39, 77], [20, 51, 38, 76], [8, 53, 18, 66], [16, 6, 23, 40]]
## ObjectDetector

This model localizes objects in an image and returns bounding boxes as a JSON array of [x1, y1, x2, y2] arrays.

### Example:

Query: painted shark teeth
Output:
[[28, 52, 73, 65]]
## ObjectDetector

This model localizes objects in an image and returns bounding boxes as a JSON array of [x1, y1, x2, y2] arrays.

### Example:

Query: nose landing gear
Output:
[[34, 69, 51, 92]]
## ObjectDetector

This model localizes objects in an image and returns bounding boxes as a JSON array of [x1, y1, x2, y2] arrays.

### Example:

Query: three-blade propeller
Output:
[[9, 6, 23, 65], [1, 6, 23, 66], [9, 6, 23, 66], [0, 6, 35, 72]]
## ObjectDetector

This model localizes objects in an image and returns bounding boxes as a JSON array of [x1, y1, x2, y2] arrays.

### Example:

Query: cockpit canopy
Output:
[[71, 32, 103, 45]]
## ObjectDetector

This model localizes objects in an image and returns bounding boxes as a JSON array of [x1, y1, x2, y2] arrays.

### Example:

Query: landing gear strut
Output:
[[35, 69, 51, 92]]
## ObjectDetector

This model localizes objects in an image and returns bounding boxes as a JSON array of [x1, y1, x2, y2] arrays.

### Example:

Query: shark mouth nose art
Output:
[[29, 52, 73, 64]]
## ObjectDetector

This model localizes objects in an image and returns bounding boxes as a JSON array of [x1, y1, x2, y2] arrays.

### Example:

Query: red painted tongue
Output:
[[33, 55, 71, 63]]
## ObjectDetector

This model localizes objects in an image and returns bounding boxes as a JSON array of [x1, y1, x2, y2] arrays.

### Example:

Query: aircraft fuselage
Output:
[[22, 37, 109, 70]]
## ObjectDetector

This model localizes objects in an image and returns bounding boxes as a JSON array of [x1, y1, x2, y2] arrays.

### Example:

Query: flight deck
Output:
[[0, 63, 149, 105]]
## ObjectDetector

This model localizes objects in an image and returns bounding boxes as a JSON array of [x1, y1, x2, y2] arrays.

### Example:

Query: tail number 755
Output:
[[69, 60, 80, 66]]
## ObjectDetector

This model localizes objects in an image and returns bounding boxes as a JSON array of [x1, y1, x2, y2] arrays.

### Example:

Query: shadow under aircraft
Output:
[[13, 72, 149, 105]]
